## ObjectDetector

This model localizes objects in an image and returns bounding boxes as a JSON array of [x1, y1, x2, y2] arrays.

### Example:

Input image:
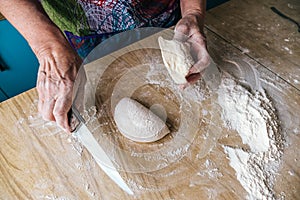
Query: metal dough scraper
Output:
[[70, 106, 134, 195]]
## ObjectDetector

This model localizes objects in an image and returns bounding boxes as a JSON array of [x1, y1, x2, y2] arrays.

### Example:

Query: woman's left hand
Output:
[[174, 12, 211, 88]]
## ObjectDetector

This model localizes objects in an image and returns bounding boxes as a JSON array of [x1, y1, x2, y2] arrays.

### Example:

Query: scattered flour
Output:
[[218, 78, 283, 200], [218, 78, 270, 153]]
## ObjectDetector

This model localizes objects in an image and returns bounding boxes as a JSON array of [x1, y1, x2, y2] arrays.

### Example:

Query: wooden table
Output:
[[1, 0, 299, 199], [206, 0, 300, 90]]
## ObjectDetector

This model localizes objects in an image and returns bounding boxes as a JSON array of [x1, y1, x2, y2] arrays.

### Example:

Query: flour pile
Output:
[[217, 78, 284, 200]]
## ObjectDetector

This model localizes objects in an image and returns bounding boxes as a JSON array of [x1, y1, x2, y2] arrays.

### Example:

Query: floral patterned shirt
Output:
[[41, 0, 180, 58]]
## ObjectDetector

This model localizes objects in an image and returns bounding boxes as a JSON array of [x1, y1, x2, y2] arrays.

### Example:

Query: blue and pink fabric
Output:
[[41, 0, 180, 58]]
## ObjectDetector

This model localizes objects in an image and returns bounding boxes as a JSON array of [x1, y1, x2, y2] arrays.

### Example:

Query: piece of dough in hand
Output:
[[114, 97, 170, 143], [158, 36, 195, 84]]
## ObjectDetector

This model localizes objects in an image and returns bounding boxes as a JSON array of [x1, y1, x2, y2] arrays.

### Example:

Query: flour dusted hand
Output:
[[158, 36, 195, 85], [114, 97, 170, 143], [174, 12, 211, 87], [36, 40, 82, 133]]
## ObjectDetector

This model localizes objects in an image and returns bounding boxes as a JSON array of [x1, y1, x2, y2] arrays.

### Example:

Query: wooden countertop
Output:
[[0, 0, 299, 199], [206, 0, 300, 89]]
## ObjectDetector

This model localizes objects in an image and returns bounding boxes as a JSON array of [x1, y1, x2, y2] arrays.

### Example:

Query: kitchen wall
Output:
[[0, 20, 39, 102]]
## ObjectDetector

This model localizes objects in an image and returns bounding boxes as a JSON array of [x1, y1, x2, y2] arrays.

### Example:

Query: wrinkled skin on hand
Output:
[[174, 12, 210, 88], [36, 42, 82, 133]]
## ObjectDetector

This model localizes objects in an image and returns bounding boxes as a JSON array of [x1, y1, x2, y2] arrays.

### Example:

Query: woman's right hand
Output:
[[35, 40, 82, 132], [0, 0, 83, 132]]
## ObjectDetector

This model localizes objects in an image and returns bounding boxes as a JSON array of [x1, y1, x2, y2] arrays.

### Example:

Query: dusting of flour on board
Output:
[[217, 78, 284, 200]]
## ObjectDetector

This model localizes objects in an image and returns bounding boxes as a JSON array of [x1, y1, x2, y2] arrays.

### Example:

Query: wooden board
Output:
[[206, 0, 300, 89], [0, 26, 299, 199]]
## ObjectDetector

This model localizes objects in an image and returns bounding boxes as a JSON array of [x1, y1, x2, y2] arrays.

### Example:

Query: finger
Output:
[[186, 73, 201, 84], [188, 60, 209, 75], [53, 95, 72, 133], [38, 73, 58, 121], [36, 70, 46, 100], [72, 65, 87, 111], [189, 38, 208, 58], [188, 45, 210, 75], [42, 99, 56, 121], [37, 71, 46, 117], [189, 33, 206, 46], [38, 99, 44, 114]]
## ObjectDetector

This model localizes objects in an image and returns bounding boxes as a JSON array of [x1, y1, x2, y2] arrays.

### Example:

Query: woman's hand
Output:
[[36, 41, 82, 132], [0, 0, 83, 132], [175, 11, 210, 87]]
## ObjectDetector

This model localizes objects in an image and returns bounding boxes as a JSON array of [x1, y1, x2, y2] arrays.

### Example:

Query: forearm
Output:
[[180, 0, 206, 18], [178, 0, 206, 34], [0, 0, 68, 55]]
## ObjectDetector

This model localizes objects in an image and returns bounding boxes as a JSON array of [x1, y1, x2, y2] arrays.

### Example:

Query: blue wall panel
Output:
[[0, 87, 7, 102], [0, 20, 39, 100]]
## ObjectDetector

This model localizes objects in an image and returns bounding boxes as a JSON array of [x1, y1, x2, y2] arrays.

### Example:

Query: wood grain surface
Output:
[[206, 0, 300, 89], [1, 1, 300, 199]]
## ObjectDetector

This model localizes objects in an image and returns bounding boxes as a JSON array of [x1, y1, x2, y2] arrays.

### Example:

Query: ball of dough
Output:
[[158, 36, 195, 84], [114, 97, 170, 143]]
